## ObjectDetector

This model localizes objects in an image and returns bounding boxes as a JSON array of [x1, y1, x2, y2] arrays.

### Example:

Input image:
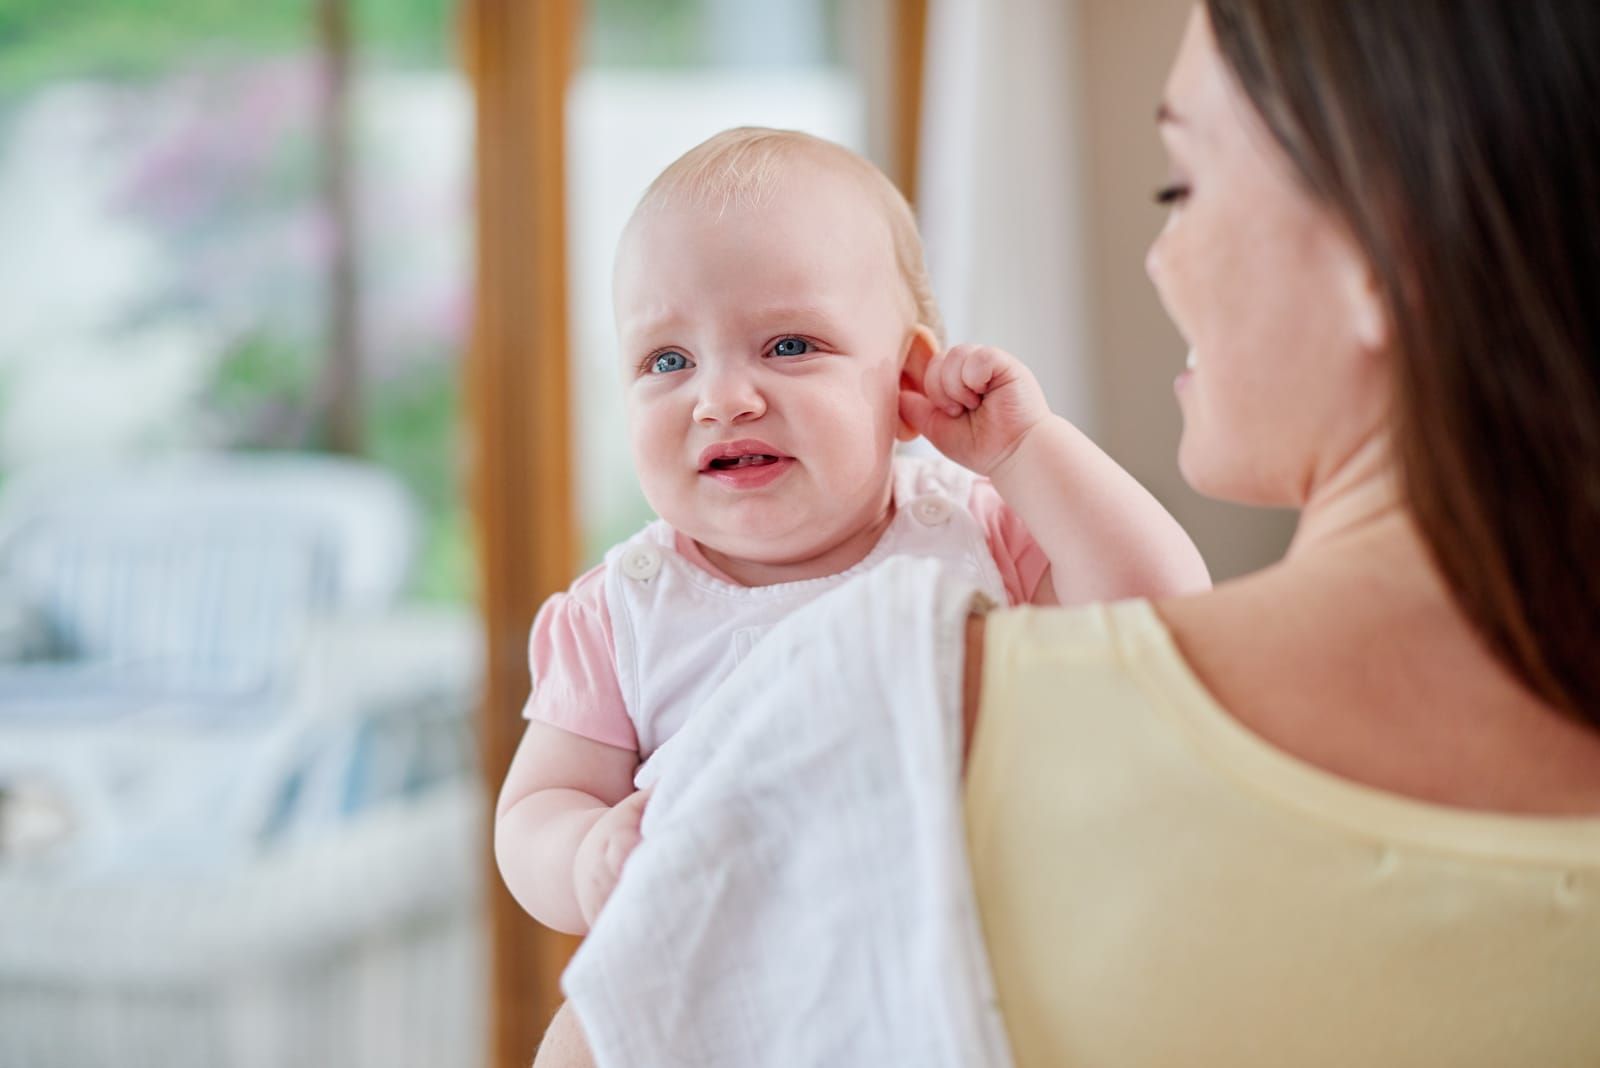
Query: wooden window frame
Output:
[[463, 1, 580, 1064]]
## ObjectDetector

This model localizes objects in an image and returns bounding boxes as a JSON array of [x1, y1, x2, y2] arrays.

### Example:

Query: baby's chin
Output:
[[693, 528, 831, 567], [673, 489, 896, 573], [692, 515, 883, 579]]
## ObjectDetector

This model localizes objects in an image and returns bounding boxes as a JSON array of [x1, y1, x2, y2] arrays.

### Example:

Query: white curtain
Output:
[[917, 0, 1095, 432]]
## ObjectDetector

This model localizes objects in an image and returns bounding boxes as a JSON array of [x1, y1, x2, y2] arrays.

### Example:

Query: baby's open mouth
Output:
[[698, 440, 791, 474], [707, 454, 781, 470]]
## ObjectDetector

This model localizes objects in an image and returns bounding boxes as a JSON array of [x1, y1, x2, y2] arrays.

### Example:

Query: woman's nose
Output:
[[693, 365, 766, 425]]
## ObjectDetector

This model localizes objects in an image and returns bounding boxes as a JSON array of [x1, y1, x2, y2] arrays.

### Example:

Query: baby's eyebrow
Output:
[[616, 303, 846, 346], [743, 304, 842, 331], [617, 307, 687, 341]]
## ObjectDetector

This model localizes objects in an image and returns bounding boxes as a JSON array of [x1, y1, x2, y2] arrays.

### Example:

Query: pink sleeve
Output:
[[521, 564, 638, 751], [968, 479, 1051, 606]]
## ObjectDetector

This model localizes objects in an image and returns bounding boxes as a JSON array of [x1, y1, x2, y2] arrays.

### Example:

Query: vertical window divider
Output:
[[463, 1, 580, 1063]]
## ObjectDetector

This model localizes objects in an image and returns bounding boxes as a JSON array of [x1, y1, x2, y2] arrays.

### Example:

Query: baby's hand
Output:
[[899, 343, 1051, 475], [573, 787, 651, 927]]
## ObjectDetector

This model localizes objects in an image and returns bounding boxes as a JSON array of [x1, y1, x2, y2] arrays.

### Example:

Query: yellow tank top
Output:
[[965, 601, 1600, 1068]]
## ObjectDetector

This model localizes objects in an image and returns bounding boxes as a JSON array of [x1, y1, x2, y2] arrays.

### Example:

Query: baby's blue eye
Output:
[[650, 351, 690, 374], [772, 337, 811, 358]]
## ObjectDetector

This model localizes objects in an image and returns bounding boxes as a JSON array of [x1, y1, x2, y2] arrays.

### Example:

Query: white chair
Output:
[[0, 452, 488, 1067]]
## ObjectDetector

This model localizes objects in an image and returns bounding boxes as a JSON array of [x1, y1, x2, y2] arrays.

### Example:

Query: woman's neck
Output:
[[1271, 433, 1459, 617], [1286, 434, 1409, 562], [1170, 435, 1600, 814]]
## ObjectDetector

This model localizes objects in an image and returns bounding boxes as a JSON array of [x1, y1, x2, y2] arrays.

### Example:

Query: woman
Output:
[[963, 1, 1600, 1064], [542, 1, 1600, 1063]]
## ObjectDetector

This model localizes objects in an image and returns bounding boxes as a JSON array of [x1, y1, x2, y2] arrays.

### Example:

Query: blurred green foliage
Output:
[[0, 0, 474, 603], [207, 331, 319, 440], [0, 0, 848, 86], [585, 0, 702, 68], [0, 0, 455, 93], [207, 331, 474, 605], [585, 0, 845, 68], [363, 362, 476, 604]]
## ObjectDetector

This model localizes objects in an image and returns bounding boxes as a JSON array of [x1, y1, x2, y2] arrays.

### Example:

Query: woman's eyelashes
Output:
[[1154, 182, 1191, 206]]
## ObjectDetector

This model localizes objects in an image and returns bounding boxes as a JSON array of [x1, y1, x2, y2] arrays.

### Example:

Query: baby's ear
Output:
[[897, 325, 939, 442], [899, 324, 938, 379]]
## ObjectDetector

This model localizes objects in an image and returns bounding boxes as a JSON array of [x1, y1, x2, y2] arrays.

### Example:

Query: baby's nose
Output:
[[693, 367, 766, 425]]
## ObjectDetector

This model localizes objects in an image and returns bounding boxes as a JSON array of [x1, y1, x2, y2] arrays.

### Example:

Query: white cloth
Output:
[[604, 455, 1008, 762], [563, 556, 1015, 1068]]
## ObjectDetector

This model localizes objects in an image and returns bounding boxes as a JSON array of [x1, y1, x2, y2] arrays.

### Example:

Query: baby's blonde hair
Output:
[[630, 127, 945, 344]]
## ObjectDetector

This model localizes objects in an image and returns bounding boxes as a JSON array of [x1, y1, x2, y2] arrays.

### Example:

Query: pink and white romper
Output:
[[521, 455, 1049, 760]]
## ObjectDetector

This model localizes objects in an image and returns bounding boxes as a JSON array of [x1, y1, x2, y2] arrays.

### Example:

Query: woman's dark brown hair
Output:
[[1204, 0, 1600, 724]]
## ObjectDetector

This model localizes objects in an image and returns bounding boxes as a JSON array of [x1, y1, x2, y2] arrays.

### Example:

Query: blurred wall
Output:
[[1079, 0, 1295, 581]]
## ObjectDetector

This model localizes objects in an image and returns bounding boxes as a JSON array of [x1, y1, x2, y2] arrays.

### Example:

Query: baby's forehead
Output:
[[630, 150, 889, 237], [614, 184, 901, 317], [611, 143, 920, 333], [613, 130, 939, 342]]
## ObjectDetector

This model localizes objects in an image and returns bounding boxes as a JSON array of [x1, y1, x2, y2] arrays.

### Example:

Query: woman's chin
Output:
[[1177, 449, 1218, 500], [1175, 430, 1215, 493], [1178, 437, 1281, 507]]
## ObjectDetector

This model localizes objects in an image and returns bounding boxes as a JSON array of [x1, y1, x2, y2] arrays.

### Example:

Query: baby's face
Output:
[[614, 165, 915, 567]]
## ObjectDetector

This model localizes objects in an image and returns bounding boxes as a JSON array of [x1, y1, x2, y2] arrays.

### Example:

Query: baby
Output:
[[495, 127, 1209, 939]]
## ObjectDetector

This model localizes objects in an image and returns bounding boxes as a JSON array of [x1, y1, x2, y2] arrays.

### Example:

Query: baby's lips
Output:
[[697, 437, 789, 470]]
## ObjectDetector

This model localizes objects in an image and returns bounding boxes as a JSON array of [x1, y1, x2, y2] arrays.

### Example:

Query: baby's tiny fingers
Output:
[[579, 866, 618, 925], [919, 353, 952, 412], [941, 347, 983, 410], [959, 347, 1005, 395], [605, 828, 642, 872]]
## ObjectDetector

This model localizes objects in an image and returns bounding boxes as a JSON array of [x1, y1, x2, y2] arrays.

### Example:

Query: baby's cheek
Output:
[[850, 360, 903, 438]]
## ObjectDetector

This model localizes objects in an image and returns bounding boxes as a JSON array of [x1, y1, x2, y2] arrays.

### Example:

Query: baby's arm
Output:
[[495, 720, 644, 935], [987, 411, 1209, 603], [902, 343, 1210, 603]]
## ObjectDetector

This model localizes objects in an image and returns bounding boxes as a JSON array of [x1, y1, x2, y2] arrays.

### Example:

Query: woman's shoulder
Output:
[[962, 597, 1168, 764], [966, 579, 1600, 855], [1152, 570, 1600, 818], [968, 573, 1427, 730]]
